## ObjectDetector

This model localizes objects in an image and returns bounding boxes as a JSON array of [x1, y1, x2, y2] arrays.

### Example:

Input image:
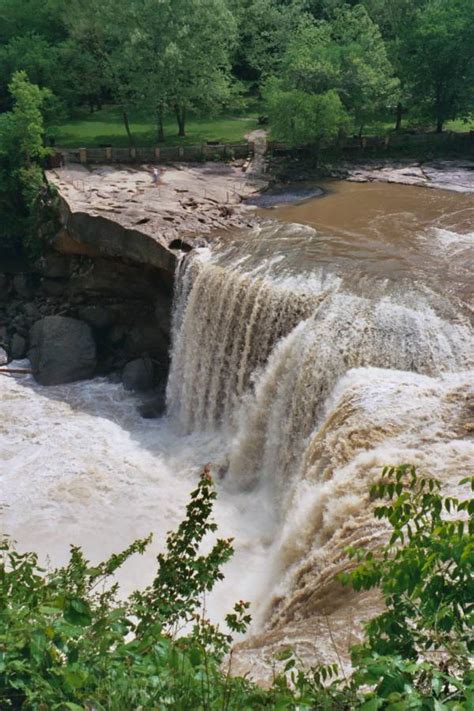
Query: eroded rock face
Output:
[[29, 316, 97, 385]]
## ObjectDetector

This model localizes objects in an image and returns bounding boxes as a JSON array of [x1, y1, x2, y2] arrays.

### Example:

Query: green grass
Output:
[[48, 104, 473, 149], [364, 112, 474, 135], [49, 105, 261, 148]]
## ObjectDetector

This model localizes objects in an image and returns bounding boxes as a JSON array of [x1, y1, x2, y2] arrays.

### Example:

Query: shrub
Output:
[[1, 465, 472, 709]]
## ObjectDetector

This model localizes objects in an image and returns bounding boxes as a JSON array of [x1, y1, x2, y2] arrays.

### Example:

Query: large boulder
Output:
[[29, 316, 97, 385], [122, 357, 154, 392]]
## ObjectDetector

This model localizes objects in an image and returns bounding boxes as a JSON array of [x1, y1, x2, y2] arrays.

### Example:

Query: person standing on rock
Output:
[[152, 167, 160, 187]]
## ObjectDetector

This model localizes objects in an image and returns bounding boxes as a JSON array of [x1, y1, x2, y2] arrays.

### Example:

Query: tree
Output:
[[264, 6, 397, 146], [0, 0, 66, 111], [135, 0, 237, 139], [330, 4, 398, 135], [265, 79, 348, 147], [60, 0, 114, 114], [230, 0, 312, 85], [0, 71, 50, 256], [399, 0, 474, 132]]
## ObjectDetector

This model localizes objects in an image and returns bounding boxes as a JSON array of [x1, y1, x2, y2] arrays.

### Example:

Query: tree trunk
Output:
[[157, 105, 165, 143], [88, 97, 95, 113], [175, 105, 186, 137], [395, 102, 403, 131], [122, 111, 134, 148], [436, 116, 443, 133]]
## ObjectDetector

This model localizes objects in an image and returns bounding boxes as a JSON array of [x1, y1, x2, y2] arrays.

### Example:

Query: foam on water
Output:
[[2, 182, 473, 679], [0, 369, 269, 626]]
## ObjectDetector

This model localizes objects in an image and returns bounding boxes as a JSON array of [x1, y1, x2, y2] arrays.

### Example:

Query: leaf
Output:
[[64, 598, 92, 626], [359, 698, 382, 711]]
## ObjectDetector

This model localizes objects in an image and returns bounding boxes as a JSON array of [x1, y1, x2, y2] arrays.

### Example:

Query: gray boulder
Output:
[[122, 357, 154, 392], [78, 304, 113, 330], [29, 316, 97, 385], [0, 347, 7, 365]]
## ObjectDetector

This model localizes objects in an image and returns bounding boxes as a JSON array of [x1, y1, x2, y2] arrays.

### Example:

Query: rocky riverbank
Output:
[[272, 158, 474, 193], [0, 159, 268, 398]]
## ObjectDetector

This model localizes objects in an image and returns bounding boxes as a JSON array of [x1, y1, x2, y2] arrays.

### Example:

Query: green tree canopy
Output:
[[0, 71, 50, 256], [134, 0, 237, 139], [399, 0, 474, 132], [264, 4, 397, 146]]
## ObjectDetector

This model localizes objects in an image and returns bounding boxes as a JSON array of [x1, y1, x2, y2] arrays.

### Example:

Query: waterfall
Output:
[[168, 250, 472, 503], [3, 181, 472, 680], [166, 241, 473, 668]]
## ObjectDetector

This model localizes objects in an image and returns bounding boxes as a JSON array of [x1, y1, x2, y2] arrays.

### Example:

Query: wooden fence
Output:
[[52, 130, 474, 168], [267, 130, 474, 157], [60, 142, 254, 165]]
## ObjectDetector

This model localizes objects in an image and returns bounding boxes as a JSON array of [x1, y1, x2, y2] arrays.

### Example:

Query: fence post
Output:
[[79, 148, 87, 164], [105, 146, 112, 160], [178, 146, 184, 158], [129, 147, 137, 160]]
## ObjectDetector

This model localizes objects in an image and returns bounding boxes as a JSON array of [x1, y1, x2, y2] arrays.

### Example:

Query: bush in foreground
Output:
[[1, 465, 472, 709]]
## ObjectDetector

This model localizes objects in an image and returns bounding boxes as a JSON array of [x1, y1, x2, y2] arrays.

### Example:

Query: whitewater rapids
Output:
[[1, 180, 473, 679]]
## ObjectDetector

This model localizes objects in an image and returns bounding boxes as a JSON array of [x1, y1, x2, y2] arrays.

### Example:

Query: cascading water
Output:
[[2, 180, 473, 680], [165, 182, 473, 673]]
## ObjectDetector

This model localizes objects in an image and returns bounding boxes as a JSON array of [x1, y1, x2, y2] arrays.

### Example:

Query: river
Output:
[[1, 180, 473, 680]]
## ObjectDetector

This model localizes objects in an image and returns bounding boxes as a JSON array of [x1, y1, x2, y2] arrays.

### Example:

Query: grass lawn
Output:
[[364, 113, 474, 135], [49, 104, 472, 149], [50, 105, 261, 148]]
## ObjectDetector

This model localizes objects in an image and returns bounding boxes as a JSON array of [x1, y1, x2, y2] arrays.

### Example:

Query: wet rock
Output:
[[24, 302, 40, 320], [78, 304, 113, 330], [0, 346, 8, 365], [155, 295, 172, 334], [29, 315, 97, 385], [41, 278, 67, 297], [125, 320, 169, 360], [38, 253, 71, 279], [12, 315, 28, 337], [10, 333, 26, 360], [122, 357, 154, 392], [109, 324, 127, 344], [13, 274, 33, 299]]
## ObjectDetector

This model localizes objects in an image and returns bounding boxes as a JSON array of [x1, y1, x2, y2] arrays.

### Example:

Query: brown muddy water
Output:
[[249, 181, 473, 304], [2, 179, 473, 683]]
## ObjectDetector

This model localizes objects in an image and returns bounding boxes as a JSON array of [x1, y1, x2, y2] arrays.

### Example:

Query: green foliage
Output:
[[341, 465, 474, 708], [0, 471, 260, 710], [0, 0, 472, 143], [264, 80, 348, 147], [0, 71, 50, 258], [264, 5, 398, 146], [1, 466, 473, 709]]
